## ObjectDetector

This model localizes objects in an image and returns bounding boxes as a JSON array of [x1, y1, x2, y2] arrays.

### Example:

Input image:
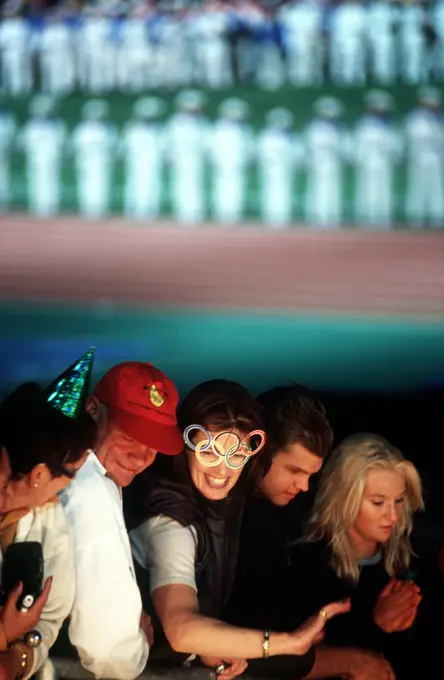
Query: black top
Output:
[[124, 454, 248, 665], [289, 540, 389, 651], [223, 493, 315, 678], [224, 494, 306, 631], [288, 539, 442, 680]]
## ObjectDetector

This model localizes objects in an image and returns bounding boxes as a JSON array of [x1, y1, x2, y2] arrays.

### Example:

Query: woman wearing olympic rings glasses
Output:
[[126, 380, 350, 680]]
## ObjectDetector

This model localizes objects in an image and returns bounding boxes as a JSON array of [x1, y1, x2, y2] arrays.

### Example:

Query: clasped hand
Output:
[[373, 579, 421, 633]]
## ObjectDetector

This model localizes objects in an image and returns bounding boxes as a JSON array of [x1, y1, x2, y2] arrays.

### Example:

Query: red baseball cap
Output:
[[92, 361, 183, 455]]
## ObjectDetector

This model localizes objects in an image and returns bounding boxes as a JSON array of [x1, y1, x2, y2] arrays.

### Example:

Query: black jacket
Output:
[[223, 493, 315, 679], [288, 538, 441, 680], [124, 454, 247, 665]]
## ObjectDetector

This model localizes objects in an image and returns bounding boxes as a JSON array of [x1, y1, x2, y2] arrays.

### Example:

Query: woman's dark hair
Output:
[[128, 378, 265, 528], [177, 378, 264, 446], [0, 382, 97, 480], [255, 384, 333, 478]]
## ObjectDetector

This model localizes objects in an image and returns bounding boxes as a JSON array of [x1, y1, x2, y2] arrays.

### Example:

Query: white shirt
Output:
[[354, 116, 402, 169], [195, 11, 229, 43], [21, 118, 66, 168], [332, 3, 366, 42], [165, 114, 210, 168], [405, 110, 444, 164], [257, 128, 298, 172], [40, 22, 73, 55], [60, 452, 148, 680], [367, 2, 397, 41], [71, 122, 116, 169], [121, 122, 164, 170], [304, 120, 345, 170], [0, 18, 30, 54], [80, 17, 110, 52], [0, 504, 75, 679], [279, 2, 321, 44], [211, 121, 252, 171], [121, 18, 148, 49]]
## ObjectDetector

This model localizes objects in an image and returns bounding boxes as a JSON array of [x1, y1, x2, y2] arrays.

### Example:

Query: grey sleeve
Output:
[[130, 515, 198, 593]]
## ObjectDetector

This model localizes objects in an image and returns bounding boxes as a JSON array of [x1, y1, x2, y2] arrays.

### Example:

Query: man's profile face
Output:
[[258, 442, 323, 506], [87, 397, 158, 487], [98, 424, 157, 488]]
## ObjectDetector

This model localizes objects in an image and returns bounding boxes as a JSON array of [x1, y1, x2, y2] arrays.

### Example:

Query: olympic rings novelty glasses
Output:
[[183, 424, 266, 470]]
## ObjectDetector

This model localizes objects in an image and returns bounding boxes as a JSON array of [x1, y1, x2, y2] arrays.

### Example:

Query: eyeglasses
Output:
[[184, 425, 266, 470]]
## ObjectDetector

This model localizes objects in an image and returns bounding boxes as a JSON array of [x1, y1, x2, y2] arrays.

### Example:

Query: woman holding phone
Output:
[[0, 349, 96, 680]]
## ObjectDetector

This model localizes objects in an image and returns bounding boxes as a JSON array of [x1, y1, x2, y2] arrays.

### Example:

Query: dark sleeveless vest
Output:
[[124, 454, 248, 665]]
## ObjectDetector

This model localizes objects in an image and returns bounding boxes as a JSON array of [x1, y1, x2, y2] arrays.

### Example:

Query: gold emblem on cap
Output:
[[150, 384, 164, 407]]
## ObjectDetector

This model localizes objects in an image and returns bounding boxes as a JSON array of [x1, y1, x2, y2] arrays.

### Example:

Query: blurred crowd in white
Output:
[[1, 87, 443, 228], [0, 0, 443, 94]]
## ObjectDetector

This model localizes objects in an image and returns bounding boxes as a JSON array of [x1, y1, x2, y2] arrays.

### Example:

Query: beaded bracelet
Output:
[[8, 642, 28, 680]]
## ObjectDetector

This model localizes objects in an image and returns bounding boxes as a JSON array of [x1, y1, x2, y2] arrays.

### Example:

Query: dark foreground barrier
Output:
[[38, 659, 215, 680]]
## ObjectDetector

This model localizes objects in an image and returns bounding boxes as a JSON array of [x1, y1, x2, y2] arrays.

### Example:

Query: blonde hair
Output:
[[306, 433, 424, 583]]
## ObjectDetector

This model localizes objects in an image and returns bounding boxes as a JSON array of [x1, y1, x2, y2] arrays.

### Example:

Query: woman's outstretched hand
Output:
[[289, 599, 351, 655]]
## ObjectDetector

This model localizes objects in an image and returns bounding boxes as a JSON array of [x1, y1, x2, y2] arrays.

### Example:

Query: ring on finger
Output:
[[319, 608, 327, 619], [215, 664, 226, 675]]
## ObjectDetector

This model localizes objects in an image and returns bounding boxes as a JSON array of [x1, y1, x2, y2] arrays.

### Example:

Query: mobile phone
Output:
[[1, 542, 44, 611]]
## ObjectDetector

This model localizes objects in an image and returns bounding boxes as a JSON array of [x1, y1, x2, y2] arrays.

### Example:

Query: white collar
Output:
[[86, 450, 122, 498], [87, 450, 107, 477]]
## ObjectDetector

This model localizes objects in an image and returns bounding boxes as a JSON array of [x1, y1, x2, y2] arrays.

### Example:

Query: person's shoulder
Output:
[[288, 538, 331, 567], [243, 492, 273, 516], [289, 539, 349, 603], [20, 501, 69, 538], [241, 493, 281, 533], [60, 453, 119, 525], [35, 501, 69, 527], [24, 502, 72, 558], [146, 514, 198, 541], [62, 452, 107, 500], [131, 513, 198, 573]]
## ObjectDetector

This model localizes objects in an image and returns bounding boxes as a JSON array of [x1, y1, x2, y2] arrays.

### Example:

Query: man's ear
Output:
[[86, 396, 100, 423]]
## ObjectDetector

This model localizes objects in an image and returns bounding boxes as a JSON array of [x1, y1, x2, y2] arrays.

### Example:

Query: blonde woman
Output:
[[289, 433, 439, 680]]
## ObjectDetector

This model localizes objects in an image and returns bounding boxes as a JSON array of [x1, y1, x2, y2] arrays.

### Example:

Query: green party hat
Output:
[[44, 348, 95, 420]]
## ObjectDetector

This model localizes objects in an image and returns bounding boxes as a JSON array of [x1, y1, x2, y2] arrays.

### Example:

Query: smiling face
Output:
[[257, 442, 323, 506], [96, 423, 158, 487], [349, 468, 406, 559], [186, 428, 247, 501]]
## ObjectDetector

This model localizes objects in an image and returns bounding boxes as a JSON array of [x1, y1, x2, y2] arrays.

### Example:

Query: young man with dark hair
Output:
[[223, 384, 395, 680], [255, 384, 332, 507]]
